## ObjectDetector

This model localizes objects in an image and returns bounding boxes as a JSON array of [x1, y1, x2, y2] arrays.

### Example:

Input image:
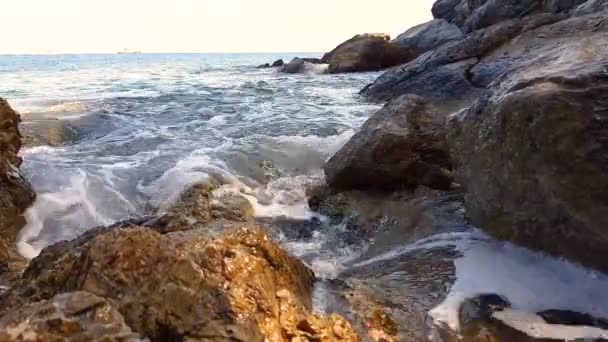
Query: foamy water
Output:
[[3, 53, 608, 340]]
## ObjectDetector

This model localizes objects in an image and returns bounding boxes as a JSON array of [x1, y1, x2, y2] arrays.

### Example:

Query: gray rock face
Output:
[[447, 13, 608, 272], [432, 0, 586, 32], [325, 95, 453, 191], [392, 19, 464, 53], [361, 13, 564, 104], [572, 0, 608, 15]]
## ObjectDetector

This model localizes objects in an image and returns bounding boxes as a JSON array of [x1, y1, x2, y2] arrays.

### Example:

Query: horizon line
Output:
[[0, 51, 326, 57]]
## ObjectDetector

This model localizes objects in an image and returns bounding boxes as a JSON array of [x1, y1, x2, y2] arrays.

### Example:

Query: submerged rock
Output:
[[0, 98, 36, 283], [281, 57, 328, 74], [0, 291, 140, 341], [392, 19, 464, 54], [322, 34, 418, 74], [324, 95, 453, 191], [20, 118, 79, 147], [3, 222, 359, 341], [153, 179, 254, 233], [447, 13, 608, 272]]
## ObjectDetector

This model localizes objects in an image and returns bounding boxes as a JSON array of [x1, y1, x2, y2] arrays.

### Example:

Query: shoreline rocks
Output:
[[0, 98, 36, 284], [447, 15, 608, 271], [0, 181, 360, 341]]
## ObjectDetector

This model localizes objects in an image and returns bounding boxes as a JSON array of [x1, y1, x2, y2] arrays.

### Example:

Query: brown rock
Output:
[[4, 222, 358, 341], [324, 95, 453, 191], [154, 179, 254, 233], [447, 13, 608, 272], [20, 119, 79, 147], [0, 291, 140, 341], [322, 34, 418, 74], [0, 98, 36, 283]]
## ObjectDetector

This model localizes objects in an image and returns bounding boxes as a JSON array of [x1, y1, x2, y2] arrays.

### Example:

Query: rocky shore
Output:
[[1, 0, 608, 341]]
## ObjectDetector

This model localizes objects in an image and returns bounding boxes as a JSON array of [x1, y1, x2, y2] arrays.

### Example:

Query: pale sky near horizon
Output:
[[3, 0, 435, 54]]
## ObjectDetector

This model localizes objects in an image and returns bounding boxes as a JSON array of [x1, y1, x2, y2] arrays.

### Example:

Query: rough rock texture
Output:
[[321, 34, 418, 74], [2, 220, 359, 341], [0, 291, 141, 341], [432, 0, 586, 32], [361, 13, 564, 103], [392, 19, 464, 53], [572, 0, 608, 15], [153, 179, 254, 233], [0, 99, 36, 283], [325, 95, 453, 191], [447, 13, 608, 272]]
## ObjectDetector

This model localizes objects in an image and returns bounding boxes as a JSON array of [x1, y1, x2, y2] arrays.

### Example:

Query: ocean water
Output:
[[3, 53, 608, 340]]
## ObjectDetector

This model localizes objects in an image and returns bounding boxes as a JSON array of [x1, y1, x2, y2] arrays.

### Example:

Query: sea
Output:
[[2, 53, 608, 340]]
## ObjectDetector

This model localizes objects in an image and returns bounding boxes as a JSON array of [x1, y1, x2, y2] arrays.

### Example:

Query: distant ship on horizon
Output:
[[117, 48, 141, 54]]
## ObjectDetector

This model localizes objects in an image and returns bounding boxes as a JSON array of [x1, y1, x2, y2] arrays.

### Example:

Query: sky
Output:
[[2, 0, 435, 54]]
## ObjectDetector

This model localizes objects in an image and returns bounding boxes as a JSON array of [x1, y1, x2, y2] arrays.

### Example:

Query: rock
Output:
[[324, 95, 453, 191], [20, 118, 79, 147], [446, 13, 608, 272], [432, 0, 586, 32], [152, 180, 254, 233], [281, 57, 329, 74], [361, 13, 564, 103], [271, 59, 285, 67], [0, 98, 36, 283], [538, 310, 608, 330], [572, 0, 608, 15], [321, 34, 418, 74], [0, 291, 141, 341], [3, 222, 359, 341], [257, 63, 271, 69], [392, 19, 464, 53]]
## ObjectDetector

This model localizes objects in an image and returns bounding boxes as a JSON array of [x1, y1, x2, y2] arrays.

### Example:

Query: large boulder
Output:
[[392, 19, 464, 54], [322, 34, 418, 74], [0, 99, 36, 283], [2, 222, 359, 341], [0, 291, 141, 341], [361, 13, 564, 104], [324, 95, 453, 191], [447, 13, 608, 272]]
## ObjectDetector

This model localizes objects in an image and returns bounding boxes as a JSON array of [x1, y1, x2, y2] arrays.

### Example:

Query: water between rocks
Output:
[[3, 53, 608, 340]]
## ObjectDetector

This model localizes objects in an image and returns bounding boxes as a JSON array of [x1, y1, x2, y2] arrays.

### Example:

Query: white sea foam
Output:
[[426, 230, 608, 338]]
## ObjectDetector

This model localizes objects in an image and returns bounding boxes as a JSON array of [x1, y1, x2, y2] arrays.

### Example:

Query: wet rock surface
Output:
[[0, 99, 36, 285], [447, 13, 608, 272], [324, 95, 453, 191], [0, 291, 141, 341], [0, 181, 360, 341], [322, 34, 418, 74], [20, 118, 79, 147]]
